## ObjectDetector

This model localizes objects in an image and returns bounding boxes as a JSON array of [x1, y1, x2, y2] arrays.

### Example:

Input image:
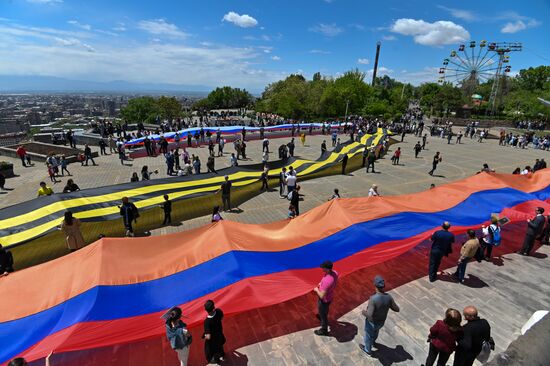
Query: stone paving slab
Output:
[[233, 246, 550, 366]]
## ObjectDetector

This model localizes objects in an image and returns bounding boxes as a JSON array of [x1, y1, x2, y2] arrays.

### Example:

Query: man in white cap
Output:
[[368, 184, 380, 197], [360, 275, 400, 357]]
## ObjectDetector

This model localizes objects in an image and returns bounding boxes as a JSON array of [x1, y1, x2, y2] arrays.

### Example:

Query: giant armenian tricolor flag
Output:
[[0, 169, 549, 365]]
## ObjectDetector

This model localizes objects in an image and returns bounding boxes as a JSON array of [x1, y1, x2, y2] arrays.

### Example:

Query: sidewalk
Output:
[[232, 244, 550, 365]]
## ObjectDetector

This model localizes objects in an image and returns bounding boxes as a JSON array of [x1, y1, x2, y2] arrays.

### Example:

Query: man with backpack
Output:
[[481, 217, 501, 260]]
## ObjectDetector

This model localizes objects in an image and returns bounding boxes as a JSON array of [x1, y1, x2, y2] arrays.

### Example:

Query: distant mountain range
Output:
[[0, 75, 212, 95]]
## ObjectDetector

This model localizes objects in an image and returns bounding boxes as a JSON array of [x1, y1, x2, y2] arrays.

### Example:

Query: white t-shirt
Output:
[[368, 188, 379, 197], [286, 175, 297, 187]]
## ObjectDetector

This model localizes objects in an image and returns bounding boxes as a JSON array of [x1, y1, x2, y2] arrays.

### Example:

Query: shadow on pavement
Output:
[[330, 321, 358, 343], [374, 343, 414, 366]]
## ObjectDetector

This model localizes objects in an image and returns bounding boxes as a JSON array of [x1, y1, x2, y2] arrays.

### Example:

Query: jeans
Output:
[[429, 250, 443, 282], [364, 320, 384, 353], [85, 155, 96, 165], [175, 346, 190, 366], [425, 343, 451, 366], [456, 259, 469, 282], [317, 299, 330, 331]]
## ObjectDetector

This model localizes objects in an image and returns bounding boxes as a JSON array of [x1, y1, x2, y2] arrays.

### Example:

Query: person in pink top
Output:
[[313, 260, 339, 336]]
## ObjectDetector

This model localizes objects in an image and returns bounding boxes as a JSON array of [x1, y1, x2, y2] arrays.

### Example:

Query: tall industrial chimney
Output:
[[371, 41, 381, 86]]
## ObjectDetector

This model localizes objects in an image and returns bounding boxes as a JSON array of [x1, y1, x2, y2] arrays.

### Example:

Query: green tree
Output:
[[157, 96, 182, 121], [194, 86, 253, 109], [120, 96, 160, 124], [516, 66, 550, 92]]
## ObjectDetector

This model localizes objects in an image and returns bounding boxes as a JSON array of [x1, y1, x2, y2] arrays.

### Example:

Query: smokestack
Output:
[[372, 41, 381, 86]]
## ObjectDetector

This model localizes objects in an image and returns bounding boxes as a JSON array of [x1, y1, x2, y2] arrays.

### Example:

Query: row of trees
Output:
[[119, 65, 549, 124], [193, 86, 253, 110], [254, 70, 411, 120], [120, 96, 183, 124]]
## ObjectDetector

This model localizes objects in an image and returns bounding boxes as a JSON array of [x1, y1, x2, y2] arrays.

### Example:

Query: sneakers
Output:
[[358, 344, 373, 357]]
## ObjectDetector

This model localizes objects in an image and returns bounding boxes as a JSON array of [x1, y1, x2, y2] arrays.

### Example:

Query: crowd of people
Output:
[[1, 107, 549, 366]]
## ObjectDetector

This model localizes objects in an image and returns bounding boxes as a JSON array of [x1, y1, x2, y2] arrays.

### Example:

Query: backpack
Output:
[[489, 225, 501, 246]]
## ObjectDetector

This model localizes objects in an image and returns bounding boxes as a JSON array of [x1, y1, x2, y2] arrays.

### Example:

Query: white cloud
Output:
[[398, 67, 439, 85], [310, 49, 331, 55], [0, 22, 288, 90], [138, 19, 188, 38], [68, 20, 91, 31], [368, 66, 392, 75], [309, 23, 343, 37], [271, 56, 281, 61], [113, 22, 126, 32], [382, 35, 396, 41], [437, 6, 478, 21], [26, 0, 62, 3], [357, 58, 369, 65], [349, 23, 365, 31], [501, 19, 541, 33], [390, 18, 470, 46], [53, 36, 95, 52], [222, 12, 258, 28]]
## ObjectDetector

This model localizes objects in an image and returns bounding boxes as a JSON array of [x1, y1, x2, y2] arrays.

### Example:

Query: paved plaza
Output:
[[1, 128, 549, 365]]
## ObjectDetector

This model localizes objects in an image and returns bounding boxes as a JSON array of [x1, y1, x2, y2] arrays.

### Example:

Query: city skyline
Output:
[[0, 0, 548, 92]]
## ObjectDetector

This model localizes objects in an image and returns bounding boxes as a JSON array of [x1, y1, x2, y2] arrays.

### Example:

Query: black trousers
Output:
[[317, 299, 330, 331], [163, 212, 171, 225], [429, 250, 443, 281], [260, 178, 268, 191], [521, 234, 536, 254], [453, 349, 478, 366], [425, 343, 451, 366], [222, 194, 231, 211], [366, 162, 375, 173]]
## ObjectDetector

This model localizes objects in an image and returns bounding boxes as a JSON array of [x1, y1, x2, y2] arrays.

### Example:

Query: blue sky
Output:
[[0, 0, 548, 91]]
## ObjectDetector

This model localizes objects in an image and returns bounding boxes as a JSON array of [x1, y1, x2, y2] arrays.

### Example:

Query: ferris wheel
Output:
[[438, 41, 522, 114], [438, 41, 520, 85]]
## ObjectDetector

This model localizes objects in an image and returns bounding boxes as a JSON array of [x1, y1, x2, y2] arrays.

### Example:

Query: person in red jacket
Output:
[[422, 308, 463, 366], [15, 145, 27, 167]]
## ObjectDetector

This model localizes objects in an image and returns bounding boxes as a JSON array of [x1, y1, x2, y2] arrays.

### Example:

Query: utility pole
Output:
[[372, 41, 381, 86], [344, 99, 350, 122]]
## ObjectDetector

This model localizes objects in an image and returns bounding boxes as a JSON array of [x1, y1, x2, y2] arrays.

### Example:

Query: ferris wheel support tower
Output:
[[487, 43, 522, 115]]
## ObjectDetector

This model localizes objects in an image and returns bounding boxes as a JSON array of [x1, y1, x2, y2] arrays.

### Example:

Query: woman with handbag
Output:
[[165, 307, 192, 366], [422, 308, 463, 366]]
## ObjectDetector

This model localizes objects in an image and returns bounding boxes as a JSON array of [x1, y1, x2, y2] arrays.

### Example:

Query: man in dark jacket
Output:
[[429, 222, 455, 282], [203, 300, 226, 364], [453, 306, 491, 366], [365, 149, 376, 173], [519, 207, 546, 255], [290, 185, 301, 216], [0, 244, 14, 276], [119, 196, 138, 237], [287, 138, 295, 157]]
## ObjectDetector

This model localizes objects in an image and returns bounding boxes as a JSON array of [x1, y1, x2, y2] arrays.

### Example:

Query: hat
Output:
[[374, 275, 385, 288], [160, 306, 181, 320], [320, 260, 333, 270]]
